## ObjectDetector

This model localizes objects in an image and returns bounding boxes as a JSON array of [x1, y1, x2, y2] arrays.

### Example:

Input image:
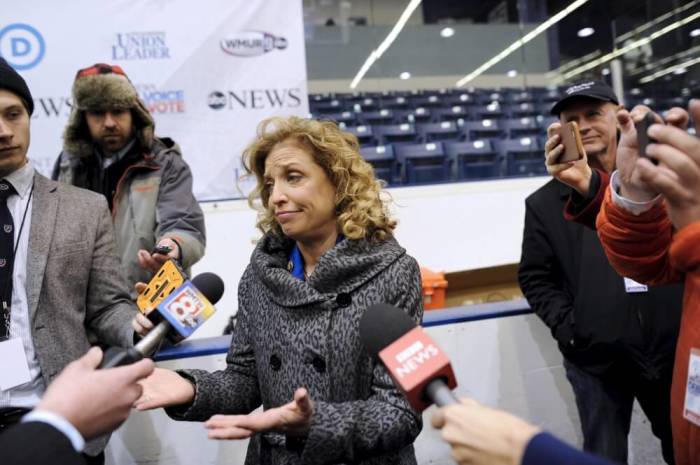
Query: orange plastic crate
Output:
[[420, 267, 448, 310]]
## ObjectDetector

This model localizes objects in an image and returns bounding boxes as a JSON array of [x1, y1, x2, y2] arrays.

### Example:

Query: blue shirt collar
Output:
[[288, 234, 345, 281]]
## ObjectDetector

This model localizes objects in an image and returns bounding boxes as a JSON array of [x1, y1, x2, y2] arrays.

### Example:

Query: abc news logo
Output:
[[208, 89, 302, 110], [31, 96, 72, 118]]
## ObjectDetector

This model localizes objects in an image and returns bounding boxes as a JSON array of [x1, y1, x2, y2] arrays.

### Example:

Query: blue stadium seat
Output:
[[345, 125, 376, 146], [508, 102, 538, 118], [446, 93, 476, 106], [502, 137, 545, 176], [395, 108, 433, 124], [352, 97, 379, 111], [359, 109, 395, 125], [535, 115, 558, 133], [462, 119, 504, 140], [395, 142, 450, 184], [508, 91, 536, 104], [418, 121, 461, 142], [446, 140, 500, 180], [381, 96, 411, 109], [375, 123, 420, 145], [503, 117, 543, 138], [412, 95, 444, 107], [474, 102, 506, 119], [319, 111, 356, 126], [475, 91, 506, 105], [311, 99, 344, 114], [538, 89, 560, 107], [433, 105, 471, 122], [360, 145, 396, 185]]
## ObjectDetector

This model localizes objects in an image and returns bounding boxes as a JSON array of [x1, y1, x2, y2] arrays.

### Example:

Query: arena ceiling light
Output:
[[691, 28, 700, 37], [577, 27, 595, 37], [455, 0, 590, 88], [616, 0, 699, 44], [627, 44, 700, 76], [639, 56, 700, 84], [349, 0, 422, 89], [559, 11, 700, 82]]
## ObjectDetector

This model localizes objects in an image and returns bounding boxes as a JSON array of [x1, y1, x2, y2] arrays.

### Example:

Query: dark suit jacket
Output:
[[518, 178, 682, 378], [2, 421, 86, 465]]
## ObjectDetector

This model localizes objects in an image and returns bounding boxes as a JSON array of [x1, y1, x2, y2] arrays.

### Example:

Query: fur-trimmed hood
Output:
[[63, 68, 154, 158]]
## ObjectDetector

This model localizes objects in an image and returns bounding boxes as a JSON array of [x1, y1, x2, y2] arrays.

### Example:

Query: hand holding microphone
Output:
[[100, 269, 225, 369], [430, 398, 541, 465]]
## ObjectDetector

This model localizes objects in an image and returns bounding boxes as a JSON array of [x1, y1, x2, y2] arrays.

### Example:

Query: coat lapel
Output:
[[252, 233, 405, 307], [26, 174, 58, 322]]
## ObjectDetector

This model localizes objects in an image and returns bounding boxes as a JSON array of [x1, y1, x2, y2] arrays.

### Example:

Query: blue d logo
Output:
[[0, 23, 46, 70]]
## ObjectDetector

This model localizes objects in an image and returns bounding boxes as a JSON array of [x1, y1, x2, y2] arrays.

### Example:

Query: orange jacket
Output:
[[597, 186, 700, 465]]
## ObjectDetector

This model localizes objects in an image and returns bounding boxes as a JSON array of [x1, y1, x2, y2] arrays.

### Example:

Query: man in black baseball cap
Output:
[[518, 78, 679, 465], [0, 57, 34, 116], [547, 79, 620, 181]]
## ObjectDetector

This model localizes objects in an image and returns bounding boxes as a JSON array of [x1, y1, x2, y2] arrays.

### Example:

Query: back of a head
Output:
[[359, 303, 416, 357]]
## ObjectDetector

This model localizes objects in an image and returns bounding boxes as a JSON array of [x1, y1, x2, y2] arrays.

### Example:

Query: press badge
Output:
[[0, 338, 31, 390], [683, 348, 700, 426], [624, 277, 648, 293]]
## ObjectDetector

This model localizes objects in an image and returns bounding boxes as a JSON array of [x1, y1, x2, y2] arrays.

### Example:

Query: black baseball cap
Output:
[[550, 80, 619, 116]]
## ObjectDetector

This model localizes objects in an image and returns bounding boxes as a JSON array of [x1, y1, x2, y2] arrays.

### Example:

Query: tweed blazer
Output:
[[28, 173, 137, 454], [170, 233, 424, 464]]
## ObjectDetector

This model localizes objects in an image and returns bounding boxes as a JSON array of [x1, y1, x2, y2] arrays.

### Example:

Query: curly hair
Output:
[[242, 116, 396, 242]]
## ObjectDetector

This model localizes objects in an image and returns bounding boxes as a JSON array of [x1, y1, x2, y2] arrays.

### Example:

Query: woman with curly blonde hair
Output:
[[136, 116, 424, 465], [245, 116, 396, 242]]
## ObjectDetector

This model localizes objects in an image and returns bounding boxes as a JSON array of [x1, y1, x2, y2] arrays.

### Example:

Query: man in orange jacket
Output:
[[593, 99, 700, 465]]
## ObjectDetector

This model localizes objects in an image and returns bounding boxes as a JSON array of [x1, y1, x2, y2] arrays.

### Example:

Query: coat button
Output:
[[269, 354, 282, 371], [335, 293, 351, 307], [312, 356, 326, 373]]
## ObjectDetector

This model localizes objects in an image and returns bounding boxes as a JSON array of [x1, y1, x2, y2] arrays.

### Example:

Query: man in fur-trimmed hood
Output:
[[53, 63, 205, 293], [62, 63, 154, 159]]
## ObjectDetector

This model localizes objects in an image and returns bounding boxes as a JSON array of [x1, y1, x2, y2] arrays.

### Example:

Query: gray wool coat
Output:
[[168, 233, 424, 464]]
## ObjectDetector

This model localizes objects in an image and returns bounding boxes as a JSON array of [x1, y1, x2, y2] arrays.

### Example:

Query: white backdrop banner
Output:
[[1, 0, 308, 200]]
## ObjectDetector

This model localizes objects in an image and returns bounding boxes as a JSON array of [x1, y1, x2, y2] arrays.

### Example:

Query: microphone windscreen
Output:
[[191, 272, 225, 304], [359, 303, 416, 357]]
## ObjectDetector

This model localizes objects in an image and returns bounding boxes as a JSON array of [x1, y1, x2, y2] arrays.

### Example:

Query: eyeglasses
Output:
[[75, 63, 127, 79]]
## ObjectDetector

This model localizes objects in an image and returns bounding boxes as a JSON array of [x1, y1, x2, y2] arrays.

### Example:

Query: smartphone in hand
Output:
[[556, 121, 585, 163], [635, 112, 658, 165], [152, 244, 172, 255]]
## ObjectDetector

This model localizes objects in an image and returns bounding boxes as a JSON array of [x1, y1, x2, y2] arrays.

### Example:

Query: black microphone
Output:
[[359, 303, 458, 411], [99, 273, 225, 369]]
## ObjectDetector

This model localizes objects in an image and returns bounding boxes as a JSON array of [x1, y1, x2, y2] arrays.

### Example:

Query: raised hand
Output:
[[634, 100, 700, 230], [544, 121, 593, 195], [133, 367, 196, 411], [205, 387, 314, 440]]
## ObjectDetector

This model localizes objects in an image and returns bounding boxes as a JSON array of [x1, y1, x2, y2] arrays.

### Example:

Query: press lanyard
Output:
[[1, 181, 34, 341]]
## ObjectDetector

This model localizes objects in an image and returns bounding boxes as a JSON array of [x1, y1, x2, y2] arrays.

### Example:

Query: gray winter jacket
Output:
[[52, 137, 205, 288], [168, 233, 424, 464]]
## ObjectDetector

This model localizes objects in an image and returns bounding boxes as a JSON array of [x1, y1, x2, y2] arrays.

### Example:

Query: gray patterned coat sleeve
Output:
[[300, 255, 424, 464], [167, 266, 261, 420]]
